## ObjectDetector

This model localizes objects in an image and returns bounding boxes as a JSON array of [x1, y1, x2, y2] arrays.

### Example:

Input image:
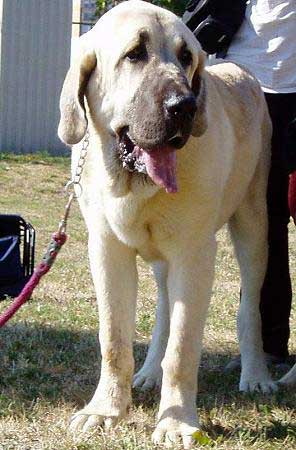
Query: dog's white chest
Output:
[[104, 196, 148, 243], [103, 195, 164, 261]]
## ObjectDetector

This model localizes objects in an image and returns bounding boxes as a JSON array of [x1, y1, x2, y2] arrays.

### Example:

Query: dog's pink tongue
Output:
[[136, 146, 178, 193]]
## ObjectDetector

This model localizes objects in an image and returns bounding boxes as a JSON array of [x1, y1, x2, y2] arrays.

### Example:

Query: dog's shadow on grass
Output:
[[1, 323, 295, 442]]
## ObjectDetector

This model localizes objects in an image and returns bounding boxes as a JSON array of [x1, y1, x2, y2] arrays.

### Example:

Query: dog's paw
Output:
[[239, 377, 278, 394], [69, 410, 120, 434], [152, 418, 200, 449], [133, 364, 162, 391], [69, 387, 131, 434]]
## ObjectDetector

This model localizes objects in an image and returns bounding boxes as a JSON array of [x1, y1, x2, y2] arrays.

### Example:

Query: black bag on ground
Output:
[[183, 0, 247, 55], [0, 215, 35, 300]]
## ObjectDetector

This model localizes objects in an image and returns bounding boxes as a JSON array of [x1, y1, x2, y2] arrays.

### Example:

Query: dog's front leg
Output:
[[152, 238, 217, 449], [70, 231, 137, 433], [133, 261, 169, 390]]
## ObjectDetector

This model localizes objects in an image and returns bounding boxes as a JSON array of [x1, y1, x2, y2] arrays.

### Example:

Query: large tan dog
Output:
[[58, 1, 278, 447]]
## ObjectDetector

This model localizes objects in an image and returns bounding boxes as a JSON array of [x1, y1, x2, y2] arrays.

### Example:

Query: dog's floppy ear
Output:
[[191, 51, 208, 137], [58, 41, 97, 145]]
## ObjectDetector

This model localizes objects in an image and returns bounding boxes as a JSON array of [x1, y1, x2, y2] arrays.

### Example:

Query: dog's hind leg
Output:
[[70, 230, 138, 433], [228, 163, 277, 393], [133, 261, 169, 390], [278, 362, 296, 386]]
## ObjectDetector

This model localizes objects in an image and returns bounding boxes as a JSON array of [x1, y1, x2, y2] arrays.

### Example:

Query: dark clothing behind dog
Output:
[[184, 0, 296, 359], [183, 0, 247, 56], [260, 92, 296, 358]]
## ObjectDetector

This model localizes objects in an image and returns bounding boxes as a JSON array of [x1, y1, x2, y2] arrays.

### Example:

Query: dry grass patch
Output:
[[0, 154, 295, 449]]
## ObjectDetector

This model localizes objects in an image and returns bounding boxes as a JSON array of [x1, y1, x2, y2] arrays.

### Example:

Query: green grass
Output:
[[0, 154, 295, 449]]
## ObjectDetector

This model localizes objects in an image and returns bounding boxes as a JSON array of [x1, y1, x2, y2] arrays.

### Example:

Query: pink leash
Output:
[[0, 133, 89, 328], [0, 190, 75, 328]]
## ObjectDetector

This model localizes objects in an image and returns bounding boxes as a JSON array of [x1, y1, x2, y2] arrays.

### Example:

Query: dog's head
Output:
[[58, 0, 207, 193]]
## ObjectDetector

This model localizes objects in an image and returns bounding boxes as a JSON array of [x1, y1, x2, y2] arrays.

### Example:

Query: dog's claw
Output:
[[104, 417, 118, 430], [69, 410, 121, 434], [152, 428, 197, 449], [82, 415, 103, 433], [239, 379, 278, 394], [182, 434, 196, 449], [70, 414, 92, 433], [70, 415, 87, 433], [133, 367, 162, 391], [152, 419, 199, 449], [133, 374, 161, 391], [152, 427, 165, 445]]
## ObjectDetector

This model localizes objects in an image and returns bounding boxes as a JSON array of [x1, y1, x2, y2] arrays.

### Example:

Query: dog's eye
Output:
[[125, 43, 148, 62], [179, 47, 192, 68]]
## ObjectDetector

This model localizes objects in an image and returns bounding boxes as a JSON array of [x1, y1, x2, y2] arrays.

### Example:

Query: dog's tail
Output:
[[277, 363, 296, 386]]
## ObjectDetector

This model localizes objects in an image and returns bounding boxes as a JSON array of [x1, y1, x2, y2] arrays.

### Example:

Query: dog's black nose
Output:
[[164, 94, 197, 121]]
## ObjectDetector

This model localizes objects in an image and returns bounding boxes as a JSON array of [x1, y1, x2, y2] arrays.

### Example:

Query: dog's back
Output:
[[199, 62, 272, 228]]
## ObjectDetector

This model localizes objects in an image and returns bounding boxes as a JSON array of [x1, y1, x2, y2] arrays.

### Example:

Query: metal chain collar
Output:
[[65, 130, 90, 198], [58, 131, 90, 234]]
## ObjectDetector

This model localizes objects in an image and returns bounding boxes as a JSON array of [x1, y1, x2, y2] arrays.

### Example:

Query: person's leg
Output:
[[260, 93, 296, 359]]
